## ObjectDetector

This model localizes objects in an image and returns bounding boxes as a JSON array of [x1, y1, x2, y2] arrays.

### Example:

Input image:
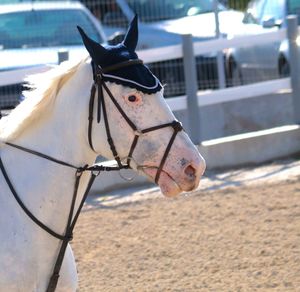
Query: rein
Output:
[[0, 59, 183, 292]]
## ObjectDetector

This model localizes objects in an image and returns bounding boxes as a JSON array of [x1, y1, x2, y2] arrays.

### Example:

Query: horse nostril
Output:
[[184, 164, 196, 179]]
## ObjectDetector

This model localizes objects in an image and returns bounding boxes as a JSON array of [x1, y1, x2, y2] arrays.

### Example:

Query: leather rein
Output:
[[0, 59, 183, 292]]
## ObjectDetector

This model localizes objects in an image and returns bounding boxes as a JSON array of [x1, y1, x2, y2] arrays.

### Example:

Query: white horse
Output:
[[0, 18, 205, 292]]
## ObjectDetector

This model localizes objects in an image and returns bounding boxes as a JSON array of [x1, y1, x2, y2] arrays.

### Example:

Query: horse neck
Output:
[[16, 61, 96, 167], [3, 61, 97, 235]]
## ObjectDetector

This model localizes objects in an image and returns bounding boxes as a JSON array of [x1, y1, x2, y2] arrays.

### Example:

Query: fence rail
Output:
[[1, 17, 298, 142], [168, 77, 291, 112], [0, 66, 52, 87], [194, 29, 287, 55], [0, 27, 291, 94]]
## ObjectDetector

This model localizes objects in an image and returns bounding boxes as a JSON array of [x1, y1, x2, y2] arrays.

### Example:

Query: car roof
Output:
[[0, 1, 85, 14]]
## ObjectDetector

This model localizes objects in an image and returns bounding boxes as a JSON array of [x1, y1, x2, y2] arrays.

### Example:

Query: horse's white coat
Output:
[[0, 59, 205, 291]]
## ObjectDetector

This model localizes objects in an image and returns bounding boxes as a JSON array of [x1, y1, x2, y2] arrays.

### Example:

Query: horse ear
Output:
[[77, 26, 107, 62], [123, 14, 138, 51]]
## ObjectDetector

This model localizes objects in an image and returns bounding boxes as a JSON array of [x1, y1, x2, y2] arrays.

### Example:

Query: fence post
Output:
[[213, 0, 226, 89], [287, 15, 300, 123], [58, 50, 69, 64], [182, 34, 202, 144]]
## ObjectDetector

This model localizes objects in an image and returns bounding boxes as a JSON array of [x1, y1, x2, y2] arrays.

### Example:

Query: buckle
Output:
[[134, 129, 143, 136], [172, 121, 183, 132]]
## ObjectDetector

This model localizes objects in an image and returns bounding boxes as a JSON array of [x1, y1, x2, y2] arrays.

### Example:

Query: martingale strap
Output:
[[0, 142, 128, 292], [46, 170, 91, 292]]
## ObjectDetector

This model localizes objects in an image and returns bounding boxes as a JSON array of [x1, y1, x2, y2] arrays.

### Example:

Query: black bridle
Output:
[[88, 60, 183, 183], [0, 59, 183, 292]]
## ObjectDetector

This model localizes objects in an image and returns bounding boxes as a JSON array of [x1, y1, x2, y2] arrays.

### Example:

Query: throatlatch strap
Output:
[[96, 77, 103, 123], [88, 84, 96, 151], [88, 78, 104, 152]]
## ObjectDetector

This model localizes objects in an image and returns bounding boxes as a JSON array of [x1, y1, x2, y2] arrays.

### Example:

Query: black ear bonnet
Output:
[[77, 15, 162, 94]]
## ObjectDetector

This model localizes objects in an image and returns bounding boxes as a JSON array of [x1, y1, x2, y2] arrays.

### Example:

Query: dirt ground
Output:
[[73, 166, 300, 291]]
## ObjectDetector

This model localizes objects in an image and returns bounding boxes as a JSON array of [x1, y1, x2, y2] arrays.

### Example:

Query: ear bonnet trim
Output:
[[98, 58, 162, 94], [102, 73, 161, 91]]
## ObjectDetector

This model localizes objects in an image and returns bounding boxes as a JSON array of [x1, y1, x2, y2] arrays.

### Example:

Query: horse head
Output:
[[78, 15, 205, 197]]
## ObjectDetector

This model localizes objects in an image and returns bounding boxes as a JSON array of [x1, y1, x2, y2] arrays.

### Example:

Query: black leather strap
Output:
[[88, 62, 184, 183], [5, 142, 79, 170], [154, 121, 183, 183], [88, 84, 96, 152], [0, 156, 66, 240], [0, 142, 128, 292], [101, 59, 143, 73], [46, 171, 97, 292]]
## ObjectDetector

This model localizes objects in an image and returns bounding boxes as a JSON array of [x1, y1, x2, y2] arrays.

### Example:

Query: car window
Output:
[[262, 0, 285, 23], [126, 0, 226, 23], [84, 0, 128, 27], [289, 0, 300, 11], [243, 0, 266, 24], [288, 0, 300, 21], [0, 9, 103, 49]]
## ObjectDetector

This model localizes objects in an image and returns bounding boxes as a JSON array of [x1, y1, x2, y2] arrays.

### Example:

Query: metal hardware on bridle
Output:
[[118, 156, 139, 181], [88, 60, 184, 184]]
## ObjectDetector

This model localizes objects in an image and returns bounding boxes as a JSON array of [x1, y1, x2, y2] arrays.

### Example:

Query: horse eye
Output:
[[128, 95, 137, 102]]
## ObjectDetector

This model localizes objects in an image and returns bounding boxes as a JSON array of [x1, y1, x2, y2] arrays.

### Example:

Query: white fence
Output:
[[0, 29, 291, 95], [138, 27, 290, 111], [167, 77, 291, 111], [1, 21, 297, 138], [0, 66, 52, 87]]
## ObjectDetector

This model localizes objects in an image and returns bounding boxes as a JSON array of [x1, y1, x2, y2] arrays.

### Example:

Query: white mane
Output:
[[0, 58, 86, 143]]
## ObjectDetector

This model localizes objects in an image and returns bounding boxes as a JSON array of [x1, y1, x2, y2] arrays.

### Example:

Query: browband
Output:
[[101, 59, 143, 73]]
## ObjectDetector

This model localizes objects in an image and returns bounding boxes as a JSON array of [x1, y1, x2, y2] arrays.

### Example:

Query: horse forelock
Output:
[[0, 58, 87, 143]]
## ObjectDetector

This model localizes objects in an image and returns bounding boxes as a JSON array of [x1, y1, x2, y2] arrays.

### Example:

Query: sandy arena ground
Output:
[[73, 159, 300, 291]]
